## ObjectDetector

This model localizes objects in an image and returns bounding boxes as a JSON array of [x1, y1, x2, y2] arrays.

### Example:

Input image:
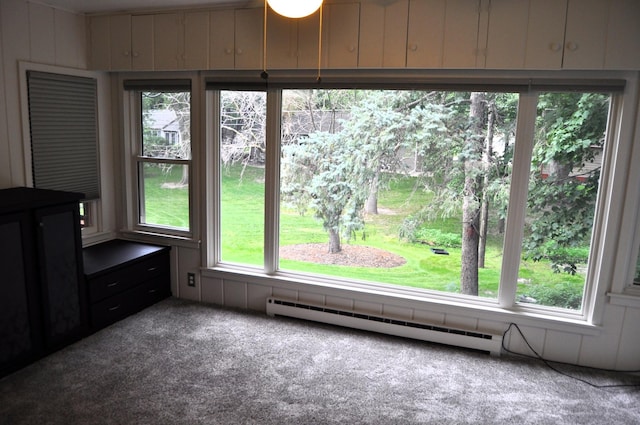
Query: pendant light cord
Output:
[[317, 3, 323, 83], [262, 0, 269, 80]]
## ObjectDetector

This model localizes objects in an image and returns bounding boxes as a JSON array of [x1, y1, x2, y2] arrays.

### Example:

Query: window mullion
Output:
[[264, 89, 282, 274], [498, 92, 538, 308]]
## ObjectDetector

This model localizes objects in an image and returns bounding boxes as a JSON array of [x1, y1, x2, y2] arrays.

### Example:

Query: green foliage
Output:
[[522, 281, 584, 310], [281, 131, 369, 245], [414, 228, 462, 248], [523, 92, 609, 273]]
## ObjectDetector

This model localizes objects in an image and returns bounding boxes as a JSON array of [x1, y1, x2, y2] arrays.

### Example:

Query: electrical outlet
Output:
[[187, 272, 196, 287]]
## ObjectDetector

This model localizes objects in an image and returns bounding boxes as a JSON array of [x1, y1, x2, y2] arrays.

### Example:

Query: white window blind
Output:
[[27, 71, 100, 200]]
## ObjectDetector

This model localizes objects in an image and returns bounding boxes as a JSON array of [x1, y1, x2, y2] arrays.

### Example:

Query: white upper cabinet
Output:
[[442, 0, 483, 68], [153, 13, 181, 70], [88, 0, 639, 72], [358, 0, 409, 68], [485, 0, 609, 70], [322, 2, 360, 69], [523, 0, 567, 69], [485, 0, 530, 69], [266, 7, 320, 70], [561, 0, 609, 69], [88, 14, 154, 71], [605, 0, 640, 70], [406, 0, 445, 68], [183, 11, 209, 70], [210, 8, 263, 70]]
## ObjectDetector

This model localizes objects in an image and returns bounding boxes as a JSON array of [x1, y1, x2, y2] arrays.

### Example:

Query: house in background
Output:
[[1, 0, 640, 372]]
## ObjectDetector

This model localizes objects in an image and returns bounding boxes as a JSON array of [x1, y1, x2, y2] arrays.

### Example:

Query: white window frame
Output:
[[189, 70, 635, 328], [122, 83, 194, 239]]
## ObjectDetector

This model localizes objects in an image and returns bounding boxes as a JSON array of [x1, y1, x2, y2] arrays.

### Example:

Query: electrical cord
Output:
[[502, 323, 640, 389]]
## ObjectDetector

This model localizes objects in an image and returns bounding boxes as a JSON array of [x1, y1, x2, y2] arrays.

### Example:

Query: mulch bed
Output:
[[279, 243, 406, 268]]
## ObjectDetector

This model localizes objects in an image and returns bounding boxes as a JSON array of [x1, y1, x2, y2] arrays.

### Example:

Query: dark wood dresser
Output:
[[0, 187, 86, 378], [83, 239, 171, 332]]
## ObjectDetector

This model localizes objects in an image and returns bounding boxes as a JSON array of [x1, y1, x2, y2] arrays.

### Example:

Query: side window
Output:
[[137, 89, 192, 232]]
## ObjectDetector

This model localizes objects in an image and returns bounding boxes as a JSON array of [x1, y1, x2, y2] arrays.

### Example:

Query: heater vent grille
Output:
[[266, 297, 503, 356]]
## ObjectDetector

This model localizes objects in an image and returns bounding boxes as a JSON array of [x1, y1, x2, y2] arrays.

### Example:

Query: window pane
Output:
[[279, 89, 518, 299], [517, 92, 610, 310], [220, 90, 266, 266], [141, 91, 191, 159], [79, 202, 90, 228], [139, 162, 190, 230]]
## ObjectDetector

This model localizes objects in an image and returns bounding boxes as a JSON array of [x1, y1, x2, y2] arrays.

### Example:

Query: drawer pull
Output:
[[148, 289, 157, 294], [107, 281, 120, 287], [108, 304, 121, 311], [147, 267, 158, 272]]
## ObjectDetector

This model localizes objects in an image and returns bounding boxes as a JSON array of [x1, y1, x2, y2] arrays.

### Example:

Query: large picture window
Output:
[[201, 77, 622, 318]]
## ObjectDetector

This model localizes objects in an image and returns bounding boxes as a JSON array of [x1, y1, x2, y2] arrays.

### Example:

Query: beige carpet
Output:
[[1, 298, 639, 424]]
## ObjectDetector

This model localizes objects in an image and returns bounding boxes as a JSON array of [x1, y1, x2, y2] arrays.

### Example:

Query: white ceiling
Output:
[[30, 0, 257, 14]]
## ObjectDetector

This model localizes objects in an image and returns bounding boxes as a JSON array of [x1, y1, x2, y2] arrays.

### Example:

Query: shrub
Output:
[[523, 281, 584, 310]]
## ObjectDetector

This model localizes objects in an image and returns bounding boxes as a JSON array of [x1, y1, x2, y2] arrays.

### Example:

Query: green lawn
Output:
[[146, 164, 586, 308]]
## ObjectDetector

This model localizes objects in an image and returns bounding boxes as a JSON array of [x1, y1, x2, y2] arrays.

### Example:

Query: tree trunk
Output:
[[365, 172, 379, 214], [328, 228, 342, 253], [478, 103, 495, 269], [461, 92, 486, 296]]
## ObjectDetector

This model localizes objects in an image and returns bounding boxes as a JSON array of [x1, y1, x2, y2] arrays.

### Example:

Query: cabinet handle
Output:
[[549, 42, 562, 52], [123, 51, 130, 57], [148, 289, 157, 294], [408, 44, 418, 52], [565, 42, 578, 52], [348, 45, 356, 53], [107, 281, 120, 287], [236, 48, 243, 55], [147, 267, 157, 272], [108, 304, 121, 311], [133, 51, 140, 58], [224, 48, 233, 55]]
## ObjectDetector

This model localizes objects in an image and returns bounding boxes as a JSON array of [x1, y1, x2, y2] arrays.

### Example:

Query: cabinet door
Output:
[[524, 0, 566, 69], [358, 0, 409, 68], [485, 0, 529, 69], [296, 12, 321, 69], [131, 15, 154, 70], [184, 11, 210, 69], [210, 9, 235, 69], [35, 204, 86, 349], [88, 15, 110, 70], [234, 8, 263, 70], [153, 13, 181, 70], [0, 214, 40, 376], [110, 14, 133, 70], [267, 8, 298, 70], [562, 0, 609, 69], [321, 2, 360, 69], [407, 0, 445, 68], [442, 0, 481, 68], [266, 9, 321, 70], [604, 0, 640, 69]]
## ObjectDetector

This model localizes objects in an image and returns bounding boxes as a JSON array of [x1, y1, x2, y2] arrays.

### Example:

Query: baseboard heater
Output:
[[266, 297, 502, 356]]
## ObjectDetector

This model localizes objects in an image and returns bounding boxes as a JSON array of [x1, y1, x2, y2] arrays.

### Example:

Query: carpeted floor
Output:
[[1, 297, 639, 425]]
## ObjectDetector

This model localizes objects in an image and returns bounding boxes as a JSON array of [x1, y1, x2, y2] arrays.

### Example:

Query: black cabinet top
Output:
[[83, 239, 170, 277], [0, 187, 84, 214]]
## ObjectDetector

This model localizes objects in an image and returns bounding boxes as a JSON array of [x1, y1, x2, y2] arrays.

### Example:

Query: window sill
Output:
[[608, 289, 640, 308], [119, 229, 200, 249], [203, 265, 601, 337]]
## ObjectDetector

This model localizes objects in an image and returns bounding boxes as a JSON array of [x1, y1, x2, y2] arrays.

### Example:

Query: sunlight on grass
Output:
[[145, 163, 588, 307]]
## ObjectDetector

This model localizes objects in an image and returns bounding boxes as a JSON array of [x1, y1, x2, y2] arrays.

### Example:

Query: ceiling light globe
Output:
[[267, 0, 323, 19]]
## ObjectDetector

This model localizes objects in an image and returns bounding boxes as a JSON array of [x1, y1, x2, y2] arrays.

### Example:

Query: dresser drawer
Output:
[[87, 253, 169, 303], [90, 290, 138, 330], [90, 275, 170, 330]]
